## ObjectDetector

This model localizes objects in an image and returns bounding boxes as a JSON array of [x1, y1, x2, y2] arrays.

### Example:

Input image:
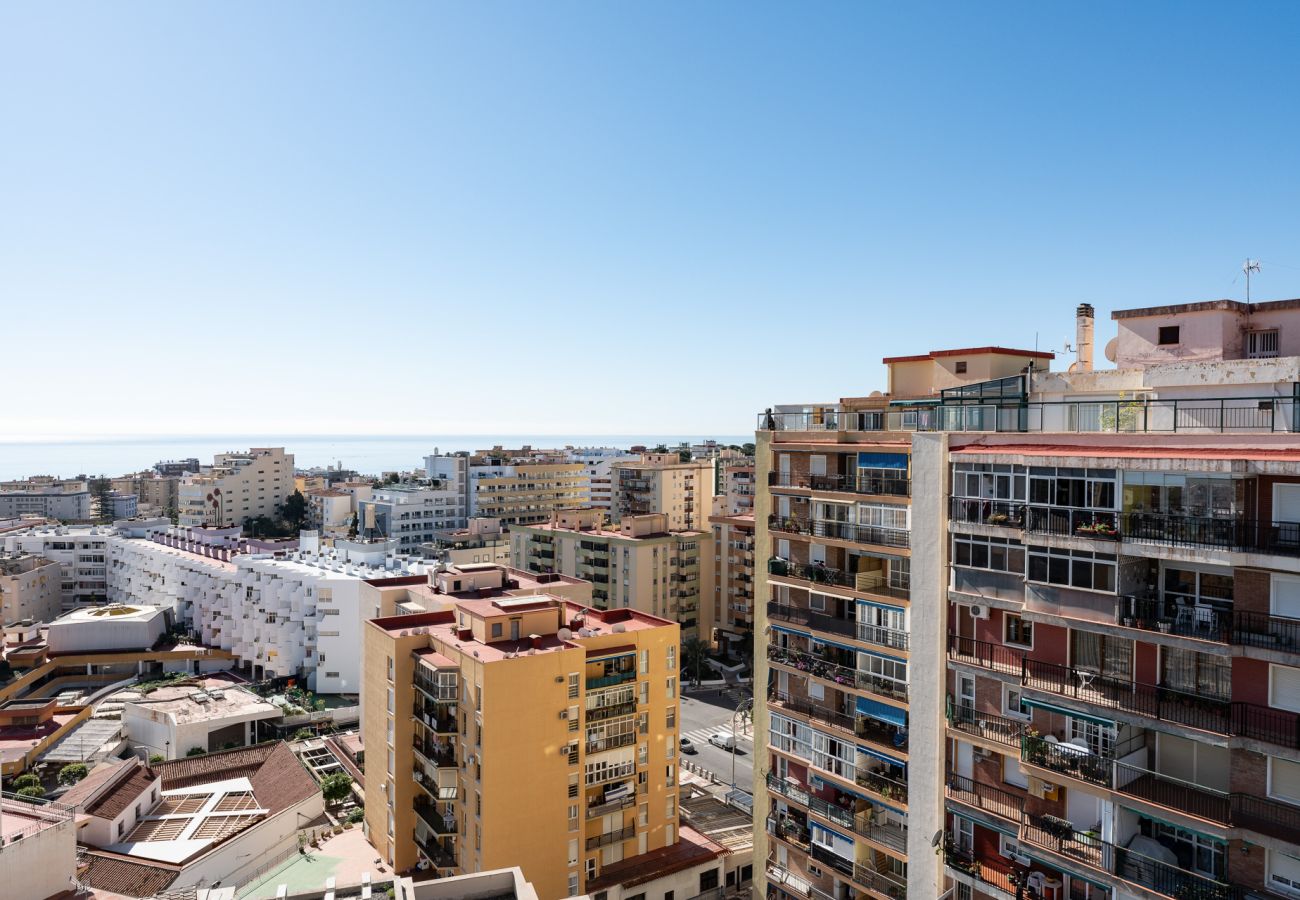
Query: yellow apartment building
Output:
[[362, 596, 681, 900], [509, 509, 712, 639], [611, 454, 714, 531], [707, 511, 755, 654]]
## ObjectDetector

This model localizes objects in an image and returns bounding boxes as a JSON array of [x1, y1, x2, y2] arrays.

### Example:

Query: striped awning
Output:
[[1020, 697, 1115, 729]]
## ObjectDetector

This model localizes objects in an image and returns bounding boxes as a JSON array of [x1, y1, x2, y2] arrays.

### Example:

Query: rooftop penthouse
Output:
[[760, 300, 1300, 434]]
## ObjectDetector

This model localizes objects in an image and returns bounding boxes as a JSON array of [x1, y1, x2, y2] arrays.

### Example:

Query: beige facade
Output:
[[177, 447, 294, 527], [882, 346, 1054, 398], [111, 473, 180, 516], [472, 459, 590, 528], [510, 509, 712, 638], [362, 594, 680, 900], [707, 512, 754, 650], [0, 553, 62, 625], [611, 454, 714, 531], [306, 488, 353, 535]]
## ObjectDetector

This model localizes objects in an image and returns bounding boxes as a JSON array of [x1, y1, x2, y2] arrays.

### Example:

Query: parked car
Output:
[[708, 732, 736, 751], [679, 737, 697, 754]]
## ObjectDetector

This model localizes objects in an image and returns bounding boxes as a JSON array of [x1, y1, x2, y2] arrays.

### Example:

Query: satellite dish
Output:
[[1104, 337, 1118, 363], [557, 628, 573, 640]]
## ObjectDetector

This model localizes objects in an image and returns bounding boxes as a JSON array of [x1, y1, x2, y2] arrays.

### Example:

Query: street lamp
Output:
[[731, 695, 753, 790]]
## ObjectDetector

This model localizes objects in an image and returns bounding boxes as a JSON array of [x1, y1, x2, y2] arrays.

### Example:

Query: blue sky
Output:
[[4, 2, 1300, 438]]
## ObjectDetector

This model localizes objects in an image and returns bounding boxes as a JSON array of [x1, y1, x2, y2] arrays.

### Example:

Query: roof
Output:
[[882, 346, 1055, 364], [55, 758, 135, 810], [153, 742, 319, 815], [80, 851, 179, 897], [1112, 297, 1300, 319], [583, 825, 727, 892], [85, 765, 158, 818]]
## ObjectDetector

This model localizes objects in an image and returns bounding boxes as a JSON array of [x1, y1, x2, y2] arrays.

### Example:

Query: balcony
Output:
[[767, 645, 908, 702], [586, 823, 636, 850], [412, 737, 456, 768], [767, 601, 909, 652], [945, 772, 1021, 822], [769, 471, 911, 498], [948, 634, 1300, 751], [414, 803, 457, 836], [767, 559, 910, 603], [414, 831, 457, 869], [585, 732, 637, 754], [412, 702, 458, 735], [769, 689, 908, 752], [768, 515, 909, 549], [585, 792, 634, 819], [586, 670, 636, 690], [945, 697, 1024, 748]]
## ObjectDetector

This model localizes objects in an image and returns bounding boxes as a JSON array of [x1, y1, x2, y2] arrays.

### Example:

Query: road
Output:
[[679, 684, 756, 793]]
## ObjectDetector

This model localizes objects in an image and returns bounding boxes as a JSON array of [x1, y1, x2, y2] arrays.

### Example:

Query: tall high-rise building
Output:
[[758, 298, 1300, 900], [362, 593, 680, 900]]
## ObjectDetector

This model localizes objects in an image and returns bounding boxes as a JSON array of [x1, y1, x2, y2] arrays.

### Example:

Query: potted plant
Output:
[[987, 513, 1009, 526]]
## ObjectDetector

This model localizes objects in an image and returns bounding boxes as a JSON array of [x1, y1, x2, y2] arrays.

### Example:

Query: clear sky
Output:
[[4, 2, 1300, 439]]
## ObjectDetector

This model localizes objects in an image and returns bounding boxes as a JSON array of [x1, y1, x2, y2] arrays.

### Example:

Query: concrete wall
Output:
[[172, 793, 325, 890], [0, 810, 77, 900], [906, 432, 948, 900]]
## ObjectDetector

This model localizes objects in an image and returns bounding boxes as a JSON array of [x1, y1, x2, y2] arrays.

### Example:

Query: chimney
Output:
[[1075, 303, 1095, 372]]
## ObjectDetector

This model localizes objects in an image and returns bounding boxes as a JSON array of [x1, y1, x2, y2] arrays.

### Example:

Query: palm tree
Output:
[[682, 637, 710, 686]]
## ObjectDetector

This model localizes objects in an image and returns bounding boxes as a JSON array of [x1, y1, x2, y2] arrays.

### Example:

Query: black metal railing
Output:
[[586, 824, 636, 850], [1021, 734, 1113, 788], [415, 804, 457, 835], [770, 471, 911, 497], [767, 602, 857, 640], [945, 697, 1023, 747], [1026, 505, 1121, 539], [767, 559, 910, 602], [1232, 609, 1300, 650], [945, 771, 1021, 821], [949, 497, 1025, 527], [768, 515, 909, 548], [947, 634, 1300, 751]]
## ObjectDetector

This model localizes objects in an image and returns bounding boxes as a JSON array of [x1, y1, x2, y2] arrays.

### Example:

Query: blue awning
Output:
[[858, 452, 909, 469], [1020, 698, 1115, 729], [856, 696, 907, 728], [810, 635, 863, 657], [856, 743, 906, 770], [771, 624, 812, 640], [809, 821, 853, 846]]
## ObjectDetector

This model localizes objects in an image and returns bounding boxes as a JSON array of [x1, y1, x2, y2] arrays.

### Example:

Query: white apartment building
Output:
[[563, 447, 642, 510], [106, 524, 421, 693], [1, 525, 111, 609], [177, 447, 294, 527], [0, 484, 92, 521], [359, 483, 468, 551]]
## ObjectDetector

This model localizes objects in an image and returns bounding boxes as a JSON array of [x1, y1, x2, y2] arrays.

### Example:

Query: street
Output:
[[679, 683, 756, 793]]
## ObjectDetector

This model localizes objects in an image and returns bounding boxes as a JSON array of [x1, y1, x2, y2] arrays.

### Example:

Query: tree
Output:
[[186, 746, 207, 757], [292, 728, 315, 741], [12, 773, 41, 790], [346, 807, 365, 824], [16, 785, 45, 801], [682, 637, 710, 686], [149, 754, 165, 764], [282, 490, 309, 533], [320, 772, 353, 806], [347, 513, 359, 539], [58, 763, 89, 785], [386, 472, 401, 484], [91, 475, 114, 524], [677, 450, 692, 463]]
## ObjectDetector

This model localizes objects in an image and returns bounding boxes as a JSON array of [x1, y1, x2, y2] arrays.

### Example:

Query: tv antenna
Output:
[[1244, 259, 1261, 302]]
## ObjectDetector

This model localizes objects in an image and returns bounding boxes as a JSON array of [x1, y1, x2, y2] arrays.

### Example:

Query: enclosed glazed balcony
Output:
[[768, 515, 909, 550]]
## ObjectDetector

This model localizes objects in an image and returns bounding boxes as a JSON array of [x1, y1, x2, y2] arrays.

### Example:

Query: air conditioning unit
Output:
[[1013, 853, 1032, 866], [555, 675, 566, 683], [559, 710, 569, 720], [414, 772, 424, 783], [969, 604, 990, 620]]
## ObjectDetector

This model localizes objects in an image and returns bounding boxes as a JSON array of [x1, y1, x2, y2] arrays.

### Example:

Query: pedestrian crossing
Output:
[[680, 723, 753, 746]]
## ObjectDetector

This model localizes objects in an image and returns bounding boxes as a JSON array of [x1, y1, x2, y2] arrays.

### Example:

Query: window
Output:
[[667, 707, 676, 728], [1072, 631, 1132, 679], [1272, 850, 1300, 896], [667, 645, 676, 669], [1027, 545, 1116, 592], [955, 361, 967, 374], [1005, 614, 1032, 648], [999, 832, 1025, 858], [1249, 329, 1280, 359], [1004, 685, 1030, 720], [1158, 325, 1181, 345], [568, 673, 580, 699], [953, 533, 1026, 573], [491, 622, 503, 638], [1162, 647, 1230, 699], [700, 869, 720, 891]]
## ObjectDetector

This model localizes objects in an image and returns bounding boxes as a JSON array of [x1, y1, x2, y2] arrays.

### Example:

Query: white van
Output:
[[708, 732, 736, 751]]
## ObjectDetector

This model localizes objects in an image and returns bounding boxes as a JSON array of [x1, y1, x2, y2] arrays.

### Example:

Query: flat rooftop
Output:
[[0, 710, 79, 766], [120, 676, 279, 724], [523, 522, 705, 540], [583, 825, 728, 892]]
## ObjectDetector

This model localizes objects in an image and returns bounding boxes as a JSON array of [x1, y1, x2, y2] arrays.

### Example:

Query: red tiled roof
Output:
[[152, 742, 318, 816], [80, 851, 179, 897], [86, 766, 158, 819], [56, 758, 135, 811]]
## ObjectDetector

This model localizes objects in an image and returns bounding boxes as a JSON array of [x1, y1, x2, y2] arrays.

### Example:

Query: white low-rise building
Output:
[[359, 484, 467, 552], [46, 604, 168, 653], [1, 524, 113, 609], [120, 677, 283, 758]]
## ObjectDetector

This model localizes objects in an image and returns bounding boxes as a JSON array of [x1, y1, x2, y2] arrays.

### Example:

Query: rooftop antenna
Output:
[[1244, 259, 1261, 302]]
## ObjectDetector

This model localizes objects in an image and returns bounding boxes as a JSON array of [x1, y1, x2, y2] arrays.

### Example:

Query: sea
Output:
[[0, 434, 753, 481]]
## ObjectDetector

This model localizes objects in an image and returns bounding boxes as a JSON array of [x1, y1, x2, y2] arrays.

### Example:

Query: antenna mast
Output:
[[1244, 259, 1261, 302]]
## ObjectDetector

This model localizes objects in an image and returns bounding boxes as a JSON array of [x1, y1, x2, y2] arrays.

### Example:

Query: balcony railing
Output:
[[769, 471, 911, 497], [415, 804, 457, 835], [1232, 609, 1300, 651], [767, 601, 858, 641], [948, 634, 1300, 751], [585, 792, 634, 819], [945, 697, 1024, 748], [768, 645, 908, 702], [768, 515, 910, 549], [767, 559, 910, 602], [414, 831, 457, 869], [945, 771, 1021, 821], [585, 732, 637, 754], [760, 395, 1300, 435], [412, 703, 458, 734], [586, 670, 637, 690], [586, 824, 636, 850]]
